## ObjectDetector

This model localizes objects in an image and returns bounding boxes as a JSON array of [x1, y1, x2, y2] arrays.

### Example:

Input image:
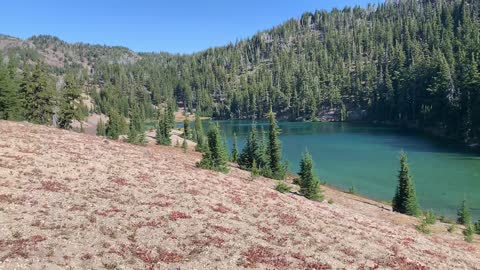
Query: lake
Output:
[[207, 120, 480, 220]]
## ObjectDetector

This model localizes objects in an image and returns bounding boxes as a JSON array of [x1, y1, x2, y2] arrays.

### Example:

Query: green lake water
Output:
[[208, 120, 480, 219]]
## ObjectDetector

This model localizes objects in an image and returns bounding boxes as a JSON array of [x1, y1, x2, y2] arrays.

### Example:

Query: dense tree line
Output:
[[80, 0, 480, 143], [2, 0, 480, 145], [237, 110, 287, 179], [0, 57, 86, 128], [4, 0, 479, 144]]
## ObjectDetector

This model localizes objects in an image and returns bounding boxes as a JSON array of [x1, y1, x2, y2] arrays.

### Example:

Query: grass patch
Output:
[[439, 215, 455, 224], [274, 181, 291, 194]]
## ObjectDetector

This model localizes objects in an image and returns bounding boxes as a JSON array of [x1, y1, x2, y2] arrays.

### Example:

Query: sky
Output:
[[1, 0, 381, 54]]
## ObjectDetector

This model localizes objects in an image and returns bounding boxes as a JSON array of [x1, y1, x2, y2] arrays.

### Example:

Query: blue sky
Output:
[[1, 0, 381, 54]]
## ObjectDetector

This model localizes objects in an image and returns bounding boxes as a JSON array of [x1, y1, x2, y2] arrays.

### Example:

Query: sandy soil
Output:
[[71, 113, 108, 136], [174, 108, 209, 123], [0, 120, 478, 269]]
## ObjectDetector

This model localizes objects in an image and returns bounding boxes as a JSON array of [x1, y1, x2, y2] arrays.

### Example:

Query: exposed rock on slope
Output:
[[0, 121, 478, 269]]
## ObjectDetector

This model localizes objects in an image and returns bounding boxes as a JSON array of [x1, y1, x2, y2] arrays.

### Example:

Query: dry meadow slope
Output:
[[0, 121, 478, 269]]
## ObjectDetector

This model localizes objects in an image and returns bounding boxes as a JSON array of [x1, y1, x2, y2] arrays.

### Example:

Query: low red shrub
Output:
[[169, 211, 191, 221]]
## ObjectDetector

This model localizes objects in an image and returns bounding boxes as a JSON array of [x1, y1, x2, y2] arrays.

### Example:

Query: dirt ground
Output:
[[0, 120, 478, 269]]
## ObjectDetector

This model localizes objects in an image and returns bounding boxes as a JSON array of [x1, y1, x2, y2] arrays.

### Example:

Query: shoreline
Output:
[[145, 120, 476, 220]]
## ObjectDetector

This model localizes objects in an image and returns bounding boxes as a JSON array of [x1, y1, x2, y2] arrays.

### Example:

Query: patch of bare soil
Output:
[[0, 121, 478, 269]]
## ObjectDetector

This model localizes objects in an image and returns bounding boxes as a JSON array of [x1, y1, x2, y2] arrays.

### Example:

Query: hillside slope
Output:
[[0, 34, 139, 70], [0, 121, 478, 269], [3, 0, 480, 144]]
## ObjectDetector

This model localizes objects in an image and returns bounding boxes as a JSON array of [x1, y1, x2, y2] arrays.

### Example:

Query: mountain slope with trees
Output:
[[1, 0, 480, 144]]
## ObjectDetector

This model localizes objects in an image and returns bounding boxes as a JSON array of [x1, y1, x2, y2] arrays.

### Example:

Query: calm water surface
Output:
[[211, 120, 480, 219]]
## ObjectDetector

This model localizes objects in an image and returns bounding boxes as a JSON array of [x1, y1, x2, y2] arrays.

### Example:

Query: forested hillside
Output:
[[1, 0, 480, 142]]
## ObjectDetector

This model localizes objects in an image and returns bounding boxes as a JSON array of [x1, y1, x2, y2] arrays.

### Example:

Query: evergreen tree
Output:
[[155, 108, 171, 145], [457, 199, 472, 225], [267, 109, 285, 179], [155, 119, 165, 144], [126, 104, 146, 145], [298, 150, 324, 201], [392, 152, 420, 216], [58, 73, 82, 129], [96, 118, 106, 136], [20, 62, 56, 124], [106, 109, 123, 140], [0, 59, 20, 120], [258, 127, 270, 176], [238, 123, 260, 169], [126, 124, 138, 144], [230, 133, 239, 162], [463, 223, 475, 243], [194, 114, 207, 152], [251, 159, 260, 178], [197, 123, 229, 173], [165, 102, 175, 130], [183, 117, 190, 139]]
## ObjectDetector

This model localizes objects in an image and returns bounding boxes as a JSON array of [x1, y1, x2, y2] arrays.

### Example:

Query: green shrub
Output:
[[424, 210, 437, 225], [327, 198, 334, 204], [251, 159, 260, 177], [416, 219, 431, 234], [275, 181, 291, 194], [475, 220, 480, 235], [298, 151, 324, 202], [292, 177, 302, 186], [347, 186, 357, 194], [457, 199, 472, 225], [447, 224, 456, 233], [463, 224, 474, 243], [439, 215, 455, 224]]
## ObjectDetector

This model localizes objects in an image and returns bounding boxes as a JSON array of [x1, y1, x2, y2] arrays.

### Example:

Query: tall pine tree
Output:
[[155, 108, 171, 145], [183, 117, 190, 139], [457, 199, 472, 225], [239, 123, 260, 170], [20, 62, 56, 124], [58, 73, 82, 129], [392, 152, 420, 216], [126, 104, 146, 145], [267, 109, 285, 179], [106, 109, 124, 140], [194, 114, 207, 152], [298, 150, 324, 201], [0, 57, 20, 120], [230, 133, 239, 162]]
